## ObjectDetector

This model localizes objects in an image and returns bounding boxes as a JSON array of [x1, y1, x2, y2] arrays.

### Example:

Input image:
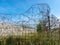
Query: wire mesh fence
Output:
[[0, 3, 60, 45]]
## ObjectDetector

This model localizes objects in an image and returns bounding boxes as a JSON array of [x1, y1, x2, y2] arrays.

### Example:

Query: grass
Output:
[[0, 30, 60, 45]]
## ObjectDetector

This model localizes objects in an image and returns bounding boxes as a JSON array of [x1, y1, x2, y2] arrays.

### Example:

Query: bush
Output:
[[37, 22, 44, 32]]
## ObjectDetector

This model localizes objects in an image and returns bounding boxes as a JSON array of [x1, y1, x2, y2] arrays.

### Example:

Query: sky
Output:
[[0, 0, 60, 19]]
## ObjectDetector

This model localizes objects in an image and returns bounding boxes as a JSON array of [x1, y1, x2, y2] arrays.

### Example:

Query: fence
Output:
[[0, 3, 60, 45]]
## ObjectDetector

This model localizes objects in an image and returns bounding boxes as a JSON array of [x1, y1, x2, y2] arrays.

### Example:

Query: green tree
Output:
[[37, 22, 43, 32]]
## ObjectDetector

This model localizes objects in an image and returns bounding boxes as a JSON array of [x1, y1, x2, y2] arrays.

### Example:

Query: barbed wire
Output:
[[0, 3, 60, 30]]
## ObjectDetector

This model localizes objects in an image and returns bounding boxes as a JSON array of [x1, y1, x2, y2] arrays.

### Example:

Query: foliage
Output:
[[0, 30, 60, 45], [36, 22, 44, 32]]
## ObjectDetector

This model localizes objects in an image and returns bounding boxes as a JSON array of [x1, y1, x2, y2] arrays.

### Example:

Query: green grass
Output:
[[0, 30, 60, 45]]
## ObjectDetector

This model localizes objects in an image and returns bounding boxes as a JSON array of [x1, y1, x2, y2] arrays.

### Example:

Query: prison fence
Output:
[[0, 3, 60, 45]]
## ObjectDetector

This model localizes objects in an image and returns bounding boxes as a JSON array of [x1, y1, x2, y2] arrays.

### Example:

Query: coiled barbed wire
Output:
[[0, 3, 59, 30]]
